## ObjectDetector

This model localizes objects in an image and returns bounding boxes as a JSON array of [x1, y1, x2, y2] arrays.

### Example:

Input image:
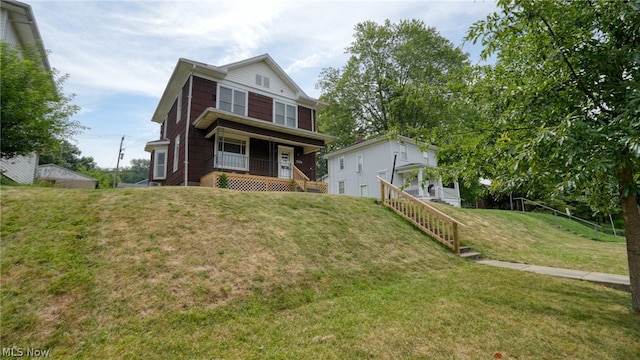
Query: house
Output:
[[0, 0, 50, 184], [144, 54, 335, 191], [36, 164, 98, 189], [324, 135, 461, 207]]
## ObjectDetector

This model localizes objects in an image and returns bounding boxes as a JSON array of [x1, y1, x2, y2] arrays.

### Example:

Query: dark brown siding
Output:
[[295, 151, 317, 180], [188, 129, 214, 185], [191, 76, 217, 117], [248, 92, 273, 122], [298, 106, 313, 131], [187, 76, 218, 185], [165, 80, 190, 185]]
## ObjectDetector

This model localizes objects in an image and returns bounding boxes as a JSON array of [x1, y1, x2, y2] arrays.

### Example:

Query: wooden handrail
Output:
[[378, 176, 464, 254], [292, 166, 309, 192]]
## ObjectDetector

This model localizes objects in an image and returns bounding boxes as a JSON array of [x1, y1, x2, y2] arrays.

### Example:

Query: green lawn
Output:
[[1, 187, 637, 359], [431, 204, 628, 275]]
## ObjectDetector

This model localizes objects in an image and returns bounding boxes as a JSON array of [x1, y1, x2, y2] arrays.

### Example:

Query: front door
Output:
[[278, 146, 293, 179]]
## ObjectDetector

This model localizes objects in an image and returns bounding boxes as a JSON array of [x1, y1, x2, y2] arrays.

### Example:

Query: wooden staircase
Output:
[[379, 177, 477, 259]]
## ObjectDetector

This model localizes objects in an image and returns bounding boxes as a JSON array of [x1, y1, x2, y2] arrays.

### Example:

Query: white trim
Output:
[[359, 183, 368, 197], [176, 88, 182, 123], [173, 135, 180, 172], [217, 84, 247, 116], [337, 179, 346, 195], [215, 131, 250, 171], [153, 148, 168, 180], [273, 100, 297, 128], [277, 145, 294, 179]]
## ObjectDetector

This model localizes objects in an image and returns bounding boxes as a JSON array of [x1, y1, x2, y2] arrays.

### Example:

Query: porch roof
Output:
[[395, 163, 431, 173], [193, 107, 336, 153]]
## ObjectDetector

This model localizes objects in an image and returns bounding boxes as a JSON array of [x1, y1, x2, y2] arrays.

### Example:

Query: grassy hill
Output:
[[1, 187, 638, 359], [429, 204, 628, 275]]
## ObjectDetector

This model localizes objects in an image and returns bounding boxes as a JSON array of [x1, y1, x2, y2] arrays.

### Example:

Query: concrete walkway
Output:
[[475, 259, 631, 292]]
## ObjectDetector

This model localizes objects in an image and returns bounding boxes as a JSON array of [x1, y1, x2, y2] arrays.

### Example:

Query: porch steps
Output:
[[459, 246, 482, 261]]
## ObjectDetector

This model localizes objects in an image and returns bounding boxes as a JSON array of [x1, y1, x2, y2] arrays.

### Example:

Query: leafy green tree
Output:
[[316, 19, 471, 148], [38, 140, 98, 171], [119, 159, 150, 183], [1, 41, 82, 158], [454, 0, 640, 311]]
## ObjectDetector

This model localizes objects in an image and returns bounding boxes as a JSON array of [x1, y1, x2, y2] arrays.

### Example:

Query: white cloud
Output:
[[28, 0, 497, 167]]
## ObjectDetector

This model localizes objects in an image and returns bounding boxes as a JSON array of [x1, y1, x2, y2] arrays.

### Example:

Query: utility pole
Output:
[[113, 135, 125, 188]]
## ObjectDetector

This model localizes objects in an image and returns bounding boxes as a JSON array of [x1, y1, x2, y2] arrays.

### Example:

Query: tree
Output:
[[1, 41, 82, 158], [119, 159, 150, 183], [316, 19, 471, 148], [455, 0, 640, 311], [39, 140, 98, 171]]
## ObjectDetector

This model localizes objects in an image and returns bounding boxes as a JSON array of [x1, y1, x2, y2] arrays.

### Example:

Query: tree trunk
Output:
[[619, 168, 640, 312]]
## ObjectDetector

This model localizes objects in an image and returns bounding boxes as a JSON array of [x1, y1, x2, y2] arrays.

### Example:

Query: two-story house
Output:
[[145, 54, 335, 190], [324, 135, 461, 207]]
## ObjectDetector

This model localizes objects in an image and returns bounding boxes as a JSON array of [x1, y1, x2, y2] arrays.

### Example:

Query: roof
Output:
[[324, 135, 436, 159], [36, 164, 98, 182], [150, 54, 326, 124], [1, 0, 50, 71]]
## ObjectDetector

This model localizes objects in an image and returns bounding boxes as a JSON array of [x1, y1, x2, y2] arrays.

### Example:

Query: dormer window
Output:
[[256, 74, 270, 88]]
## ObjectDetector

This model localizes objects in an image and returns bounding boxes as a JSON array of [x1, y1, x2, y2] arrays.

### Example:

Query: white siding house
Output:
[[0, 0, 50, 184], [324, 135, 461, 207]]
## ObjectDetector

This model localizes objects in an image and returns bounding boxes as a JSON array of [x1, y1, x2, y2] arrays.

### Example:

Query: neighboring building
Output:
[[0, 0, 50, 184], [145, 54, 335, 188], [36, 164, 98, 189], [324, 135, 461, 207]]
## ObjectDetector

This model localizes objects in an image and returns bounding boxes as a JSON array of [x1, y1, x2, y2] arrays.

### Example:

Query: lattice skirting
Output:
[[201, 172, 296, 192]]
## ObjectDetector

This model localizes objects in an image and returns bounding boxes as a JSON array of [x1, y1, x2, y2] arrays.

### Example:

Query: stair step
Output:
[[460, 252, 482, 260], [459, 246, 474, 254]]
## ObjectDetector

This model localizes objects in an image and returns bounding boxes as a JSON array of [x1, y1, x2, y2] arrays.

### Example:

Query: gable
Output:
[[224, 61, 297, 100]]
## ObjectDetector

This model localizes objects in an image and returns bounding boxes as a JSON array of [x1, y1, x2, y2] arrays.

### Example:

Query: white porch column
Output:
[[418, 168, 424, 197]]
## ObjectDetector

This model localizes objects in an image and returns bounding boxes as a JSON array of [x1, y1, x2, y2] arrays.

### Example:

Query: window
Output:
[[153, 149, 167, 180], [274, 101, 296, 128], [173, 135, 180, 172], [356, 154, 363, 173], [256, 74, 270, 88], [400, 143, 407, 160], [339, 156, 345, 170], [176, 89, 182, 123], [377, 170, 387, 182], [218, 86, 246, 116], [359, 184, 368, 197], [423, 151, 430, 166], [217, 137, 248, 171], [338, 180, 345, 194]]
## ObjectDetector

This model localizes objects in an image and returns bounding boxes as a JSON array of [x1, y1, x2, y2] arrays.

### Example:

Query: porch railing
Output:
[[293, 166, 308, 191], [378, 177, 464, 254], [205, 153, 274, 177]]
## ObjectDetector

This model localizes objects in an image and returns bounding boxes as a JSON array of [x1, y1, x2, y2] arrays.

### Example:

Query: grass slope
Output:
[[1, 187, 638, 359], [431, 204, 628, 275]]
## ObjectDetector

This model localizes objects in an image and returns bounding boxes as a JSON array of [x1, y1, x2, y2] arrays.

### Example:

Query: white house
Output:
[[0, 0, 50, 184], [324, 135, 461, 207]]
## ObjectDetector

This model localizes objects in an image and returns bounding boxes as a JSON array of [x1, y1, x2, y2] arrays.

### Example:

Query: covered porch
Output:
[[194, 107, 333, 193], [395, 163, 461, 207]]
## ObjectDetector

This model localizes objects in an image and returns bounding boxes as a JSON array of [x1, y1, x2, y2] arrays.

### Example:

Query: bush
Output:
[[218, 173, 228, 189]]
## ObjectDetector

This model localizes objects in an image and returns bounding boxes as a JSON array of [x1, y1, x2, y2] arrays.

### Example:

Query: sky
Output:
[[28, 0, 498, 169]]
